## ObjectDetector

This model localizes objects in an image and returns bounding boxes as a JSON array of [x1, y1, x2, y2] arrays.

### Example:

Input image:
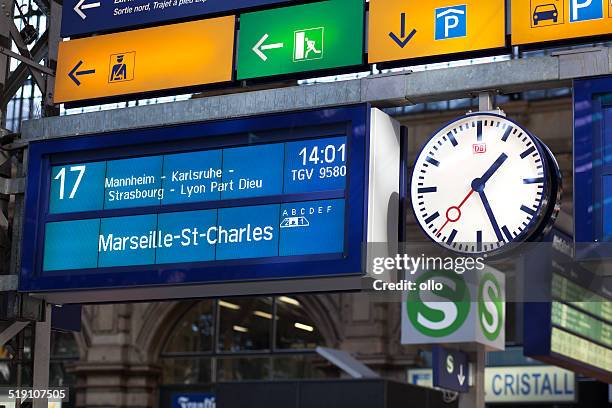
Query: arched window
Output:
[[160, 296, 329, 385]]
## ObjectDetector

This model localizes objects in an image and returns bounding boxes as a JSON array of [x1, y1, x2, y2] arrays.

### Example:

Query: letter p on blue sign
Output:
[[435, 5, 467, 40], [570, 0, 603, 22]]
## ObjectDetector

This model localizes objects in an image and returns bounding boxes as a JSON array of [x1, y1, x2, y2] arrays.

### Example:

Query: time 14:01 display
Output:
[[300, 143, 346, 164], [299, 143, 347, 179]]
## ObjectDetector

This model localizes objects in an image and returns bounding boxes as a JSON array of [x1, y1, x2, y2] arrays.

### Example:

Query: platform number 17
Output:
[[54, 165, 86, 200]]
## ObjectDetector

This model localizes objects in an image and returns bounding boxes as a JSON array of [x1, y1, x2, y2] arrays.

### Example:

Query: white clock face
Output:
[[411, 114, 553, 255]]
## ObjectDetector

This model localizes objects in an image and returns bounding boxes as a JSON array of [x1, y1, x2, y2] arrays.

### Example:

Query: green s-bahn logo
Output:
[[406, 270, 470, 338], [478, 272, 504, 341], [406, 270, 504, 340]]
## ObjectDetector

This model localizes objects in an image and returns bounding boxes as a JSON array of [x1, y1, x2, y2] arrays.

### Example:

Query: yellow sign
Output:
[[512, 0, 612, 45], [54, 17, 235, 104], [368, 0, 506, 64]]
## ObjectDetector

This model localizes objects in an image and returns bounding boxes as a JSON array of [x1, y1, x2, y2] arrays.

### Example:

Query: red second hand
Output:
[[437, 189, 476, 236]]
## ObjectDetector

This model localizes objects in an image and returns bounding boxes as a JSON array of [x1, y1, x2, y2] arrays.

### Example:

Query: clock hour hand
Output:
[[471, 153, 508, 192], [477, 190, 504, 242]]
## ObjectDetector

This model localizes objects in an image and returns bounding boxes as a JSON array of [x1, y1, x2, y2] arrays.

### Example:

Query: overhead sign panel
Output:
[[236, 0, 364, 80], [54, 17, 235, 104], [368, 0, 506, 64], [512, 0, 612, 45], [20, 106, 401, 303], [61, 0, 297, 37]]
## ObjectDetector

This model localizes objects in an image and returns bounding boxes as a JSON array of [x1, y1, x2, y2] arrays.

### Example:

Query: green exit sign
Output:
[[237, 0, 364, 80]]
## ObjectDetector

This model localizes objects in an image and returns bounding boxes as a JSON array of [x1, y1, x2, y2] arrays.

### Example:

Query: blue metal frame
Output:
[[19, 105, 370, 292], [574, 75, 612, 259]]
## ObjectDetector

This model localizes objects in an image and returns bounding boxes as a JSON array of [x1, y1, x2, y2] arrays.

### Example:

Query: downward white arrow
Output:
[[74, 0, 101, 20], [457, 364, 466, 386], [252, 34, 284, 62]]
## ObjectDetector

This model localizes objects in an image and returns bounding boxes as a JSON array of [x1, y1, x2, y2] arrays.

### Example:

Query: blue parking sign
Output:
[[435, 5, 467, 40], [570, 0, 603, 22]]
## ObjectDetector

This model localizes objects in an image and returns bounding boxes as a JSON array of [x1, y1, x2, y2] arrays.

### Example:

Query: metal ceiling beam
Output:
[[0, 320, 29, 347], [8, 21, 47, 95], [0, 0, 58, 115], [0, 30, 49, 107], [0, 46, 54, 76], [0, 274, 18, 292], [0, 0, 13, 126], [31, 0, 50, 14], [20, 46, 612, 142]]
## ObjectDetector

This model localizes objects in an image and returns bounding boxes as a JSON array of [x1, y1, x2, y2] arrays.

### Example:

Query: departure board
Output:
[[19, 106, 384, 298], [44, 136, 347, 271], [43, 136, 347, 271], [549, 272, 612, 374], [552, 274, 612, 322], [551, 301, 612, 348], [550, 328, 612, 374], [524, 230, 612, 383]]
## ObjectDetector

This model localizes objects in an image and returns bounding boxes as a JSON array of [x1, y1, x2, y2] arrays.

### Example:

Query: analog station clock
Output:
[[411, 113, 561, 255]]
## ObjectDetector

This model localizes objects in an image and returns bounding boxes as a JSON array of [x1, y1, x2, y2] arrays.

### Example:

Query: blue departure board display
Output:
[[20, 106, 371, 295], [44, 136, 347, 271], [43, 199, 345, 271], [48, 136, 347, 214]]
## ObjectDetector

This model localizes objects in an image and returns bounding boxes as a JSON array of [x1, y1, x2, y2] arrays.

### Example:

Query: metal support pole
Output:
[[0, 139, 13, 273], [44, 0, 61, 116], [458, 92, 498, 408], [32, 303, 51, 408], [459, 346, 486, 408], [0, 320, 28, 346], [16, 327, 24, 408], [478, 91, 495, 112], [0, 0, 13, 127]]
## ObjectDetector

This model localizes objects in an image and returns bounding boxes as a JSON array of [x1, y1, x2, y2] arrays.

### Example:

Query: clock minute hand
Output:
[[472, 153, 508, 192], [478, 190, 504, 242]]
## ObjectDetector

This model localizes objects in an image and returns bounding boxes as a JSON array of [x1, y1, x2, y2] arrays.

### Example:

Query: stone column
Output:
[[70, 304, 161, 408]]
